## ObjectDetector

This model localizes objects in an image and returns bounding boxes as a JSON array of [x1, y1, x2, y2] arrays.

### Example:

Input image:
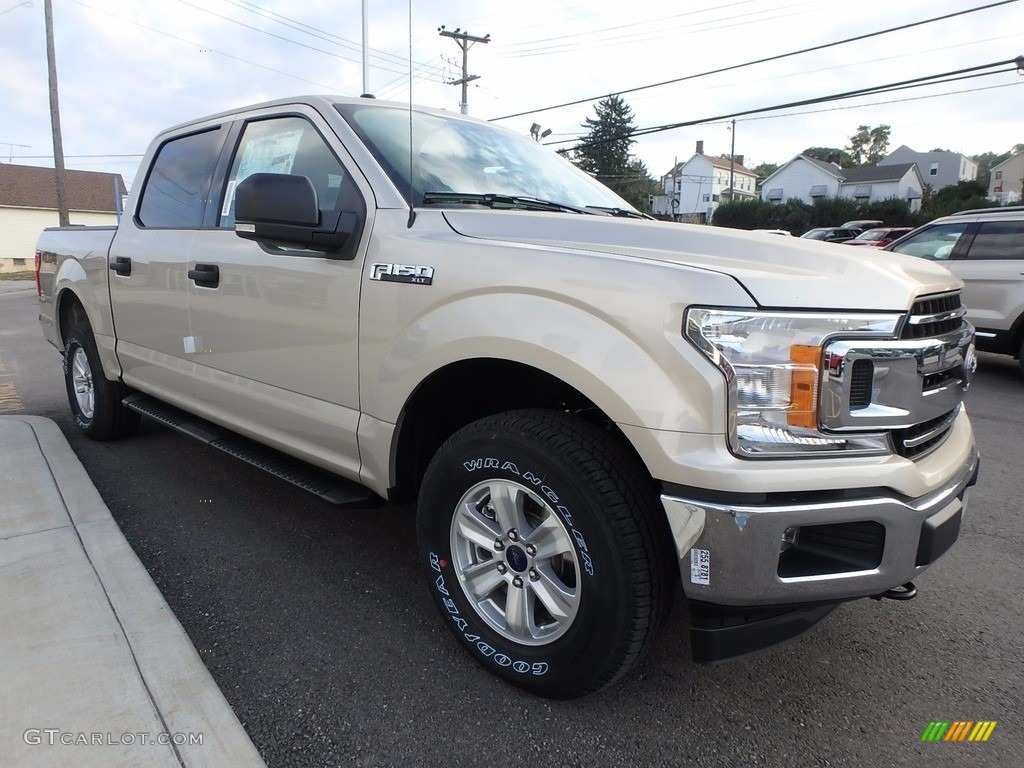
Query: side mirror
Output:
[[234, 173, 356, 254]]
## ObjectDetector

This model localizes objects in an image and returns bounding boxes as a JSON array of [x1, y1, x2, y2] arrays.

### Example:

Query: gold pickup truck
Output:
[[37, 96, 980, 698]]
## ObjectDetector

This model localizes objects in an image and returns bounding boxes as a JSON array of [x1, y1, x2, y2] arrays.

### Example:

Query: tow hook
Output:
[[871, 581, 917, 601]]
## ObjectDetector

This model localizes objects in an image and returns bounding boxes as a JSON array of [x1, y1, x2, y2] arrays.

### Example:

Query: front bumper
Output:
[[661, 446, 979, 607]]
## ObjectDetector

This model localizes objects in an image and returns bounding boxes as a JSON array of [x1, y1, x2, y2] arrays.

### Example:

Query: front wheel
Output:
[[417, 410, 674, 698], [63, 322, 139, 440]]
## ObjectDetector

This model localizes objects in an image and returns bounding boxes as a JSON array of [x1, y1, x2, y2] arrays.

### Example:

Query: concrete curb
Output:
[[0, 415, 266, 767]]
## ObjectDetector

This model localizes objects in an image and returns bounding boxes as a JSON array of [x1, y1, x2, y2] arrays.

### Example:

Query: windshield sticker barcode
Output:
[[690, 548, 710, 585]]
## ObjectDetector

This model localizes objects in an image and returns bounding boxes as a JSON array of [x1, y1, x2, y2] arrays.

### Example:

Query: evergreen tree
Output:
[[572, 95, 638, 200]]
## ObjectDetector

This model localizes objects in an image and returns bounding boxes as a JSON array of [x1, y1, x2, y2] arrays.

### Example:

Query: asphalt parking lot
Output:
[[2, 284, 1021, 767]]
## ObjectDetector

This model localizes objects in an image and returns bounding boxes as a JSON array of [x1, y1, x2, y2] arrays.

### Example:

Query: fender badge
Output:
[[370, 263, 434, 285]]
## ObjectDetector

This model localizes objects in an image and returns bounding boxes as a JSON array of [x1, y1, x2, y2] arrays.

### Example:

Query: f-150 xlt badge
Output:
[[370, 263, 434, 285]]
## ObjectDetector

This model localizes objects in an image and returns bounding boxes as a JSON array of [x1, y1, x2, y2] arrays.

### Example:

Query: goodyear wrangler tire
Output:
[[417, 409, 674, 698], [63, 322, 139, 441]]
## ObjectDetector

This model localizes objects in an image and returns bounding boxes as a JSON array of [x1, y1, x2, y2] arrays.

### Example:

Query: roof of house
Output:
[[840, 163, 916, 183], [760, 155, 844, 185], [0, 164, 126, 212], [663, 154, 756, 178]]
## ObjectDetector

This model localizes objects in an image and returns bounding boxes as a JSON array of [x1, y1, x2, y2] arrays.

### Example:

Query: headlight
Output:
[[685, 308, 901, 457]]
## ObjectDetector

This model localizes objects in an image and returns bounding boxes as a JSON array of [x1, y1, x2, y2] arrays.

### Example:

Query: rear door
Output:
[[186, 106, 371, 477], [109, 125, 229, 404], [949, 219, 1024, 345]]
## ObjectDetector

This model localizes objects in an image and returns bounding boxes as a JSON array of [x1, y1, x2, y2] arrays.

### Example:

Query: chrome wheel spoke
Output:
[[504, 582, 533, 638], [461, 560, 504, 599], [489, 482, 531, 537], [455, 503, 500, 551], [526, 513, 574, 560], [531, 565, 576, 620]]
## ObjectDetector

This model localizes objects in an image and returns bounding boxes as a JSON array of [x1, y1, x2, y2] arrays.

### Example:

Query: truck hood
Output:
[[442, 211, 960, 310]]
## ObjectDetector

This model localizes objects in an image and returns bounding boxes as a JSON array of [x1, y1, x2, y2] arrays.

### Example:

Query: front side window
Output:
[[138, 128, 224, 228], [890, 222, 970, 260], [219, 115, 354, 228], [965, 221, 1024, 261]]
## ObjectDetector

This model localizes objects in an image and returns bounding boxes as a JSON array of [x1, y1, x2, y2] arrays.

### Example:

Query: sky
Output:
[[1, 0, 1022, 191]]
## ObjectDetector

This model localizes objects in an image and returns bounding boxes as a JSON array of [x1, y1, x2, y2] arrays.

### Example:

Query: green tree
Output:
[[612, 157, 659, 212], [801, 147, 853, 167], [923, 180, 997, 218], [572, 95, 636, 189], [847, 124, 891, 165], [751, 161, 779, 182], [972, 150, 1012, 189]]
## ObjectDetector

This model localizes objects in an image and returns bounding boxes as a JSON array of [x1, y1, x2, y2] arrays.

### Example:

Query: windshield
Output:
[[854, 230, 886, 241], [335, 103, 636, 212]]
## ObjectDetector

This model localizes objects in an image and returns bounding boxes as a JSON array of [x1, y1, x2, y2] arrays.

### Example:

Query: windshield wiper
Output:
[[584, 205, 651, 220], [422, 192, 589, 215]]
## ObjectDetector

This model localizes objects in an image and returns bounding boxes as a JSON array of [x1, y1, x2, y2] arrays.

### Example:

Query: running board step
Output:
[[122, 393, 381, 508]]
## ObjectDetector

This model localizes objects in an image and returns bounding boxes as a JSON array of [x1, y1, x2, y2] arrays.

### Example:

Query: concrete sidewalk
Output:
[[0, 415, 266, 768]]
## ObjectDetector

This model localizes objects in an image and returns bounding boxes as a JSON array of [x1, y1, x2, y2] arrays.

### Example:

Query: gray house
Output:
[[877, 146, 977, 191], [838, 164, 923, 212]]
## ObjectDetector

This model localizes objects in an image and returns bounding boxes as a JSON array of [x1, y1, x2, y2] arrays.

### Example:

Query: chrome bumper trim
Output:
[[660, 446, 979, 606]]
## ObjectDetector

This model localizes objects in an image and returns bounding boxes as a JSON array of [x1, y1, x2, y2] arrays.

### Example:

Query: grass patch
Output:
[[0, 271, 34, 281]]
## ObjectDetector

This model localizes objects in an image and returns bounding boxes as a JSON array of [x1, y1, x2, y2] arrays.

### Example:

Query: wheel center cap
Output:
[[505, 545, 528, 573]]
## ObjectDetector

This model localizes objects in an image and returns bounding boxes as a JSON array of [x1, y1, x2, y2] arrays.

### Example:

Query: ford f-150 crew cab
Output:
[[36, 96, 980, 699]]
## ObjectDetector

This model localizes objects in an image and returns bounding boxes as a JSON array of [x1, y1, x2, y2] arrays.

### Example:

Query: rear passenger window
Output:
[[218, 116, 354, 229], [966, 222, 1024, 260], [137, 128, 224, 228]]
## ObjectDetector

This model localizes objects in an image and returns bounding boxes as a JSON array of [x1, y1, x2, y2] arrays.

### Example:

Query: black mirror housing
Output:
[[234, 173, 353, 254]]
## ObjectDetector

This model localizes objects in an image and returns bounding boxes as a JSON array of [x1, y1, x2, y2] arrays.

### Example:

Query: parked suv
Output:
[[886, 206, 1024, 374]]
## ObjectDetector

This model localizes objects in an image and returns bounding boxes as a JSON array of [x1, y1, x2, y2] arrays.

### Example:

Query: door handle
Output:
[[188, 264, 220, 288], [109, 256, 131, 277]]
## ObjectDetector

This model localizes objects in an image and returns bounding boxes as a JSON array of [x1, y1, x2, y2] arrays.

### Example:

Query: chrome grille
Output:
[[893, 408, 960, 459], [902, 292, 966, 340]]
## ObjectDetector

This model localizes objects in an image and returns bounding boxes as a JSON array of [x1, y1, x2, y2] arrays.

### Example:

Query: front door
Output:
[[186, 109, 370, 478]]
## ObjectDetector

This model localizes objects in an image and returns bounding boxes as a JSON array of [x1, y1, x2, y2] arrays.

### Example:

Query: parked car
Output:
[[800, 227, 859, 243], [751, 228, 792, 236], [843, 227, 914, 248], [885, 205, 1024, 374], [842, 219, 884, 231]]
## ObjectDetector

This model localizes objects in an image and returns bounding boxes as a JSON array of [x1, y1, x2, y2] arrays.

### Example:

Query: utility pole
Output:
[[44, 0, 70, 226], [728, 119, 736, 203], [437, 26, 490, 115], [360, 0, 369, 96]]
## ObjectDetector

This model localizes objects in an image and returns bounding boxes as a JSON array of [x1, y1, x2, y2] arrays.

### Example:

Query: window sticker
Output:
[[224, 127, 305, 218]]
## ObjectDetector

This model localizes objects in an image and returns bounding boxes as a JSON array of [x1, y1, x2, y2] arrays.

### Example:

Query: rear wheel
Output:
[[63, 322, 139, 440], [417, 409, 674, 698]]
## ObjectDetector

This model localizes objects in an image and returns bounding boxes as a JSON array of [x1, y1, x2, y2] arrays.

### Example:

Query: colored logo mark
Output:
[[920, 721, 997, 742]]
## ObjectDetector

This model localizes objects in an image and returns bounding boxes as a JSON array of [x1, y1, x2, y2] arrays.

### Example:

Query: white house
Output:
[[838, 163, 924, 212], [988, 152, 1024, 204], [761, 156, 923, 212], [0, 164, 126, 273], [652, 142, 757, 223], [759, 155, 845, 205], [877, 145, 977, 191]]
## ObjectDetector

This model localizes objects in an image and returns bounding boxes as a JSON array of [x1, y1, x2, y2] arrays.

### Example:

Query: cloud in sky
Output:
[[1, 0, 1021, 188]]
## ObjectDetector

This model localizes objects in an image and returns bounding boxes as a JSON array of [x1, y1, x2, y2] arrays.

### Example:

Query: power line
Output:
[[68, 0, 338, 89], [548, 58, 1023, 148], [220, 0, 450, 79], [491, 0, 1020, 121], [171, 0, 445, 82]]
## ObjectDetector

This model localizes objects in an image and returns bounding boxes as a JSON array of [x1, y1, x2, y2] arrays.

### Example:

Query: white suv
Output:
[[887, 206, 1024, 374]]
